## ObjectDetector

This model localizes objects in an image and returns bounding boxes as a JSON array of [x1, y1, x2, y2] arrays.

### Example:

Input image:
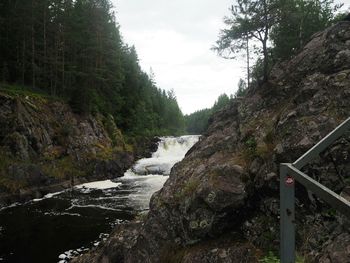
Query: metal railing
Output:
[[280, 117, 350, 263]]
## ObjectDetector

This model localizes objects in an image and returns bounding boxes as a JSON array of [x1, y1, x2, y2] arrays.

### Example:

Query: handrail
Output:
[[280, 117, 350, 263], [287, 164, 350, 218], [293, 117, 350, 169]]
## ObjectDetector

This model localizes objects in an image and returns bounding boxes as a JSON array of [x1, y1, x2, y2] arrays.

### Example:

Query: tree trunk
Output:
[[43, 4, 47, 86], [262, 0, 269, 83], [245, 35, 250, 89], [262, 40, 268, 83], [62, 36, 65, 94], [22, 37, 25, 85], [31, 0, 35, 89]]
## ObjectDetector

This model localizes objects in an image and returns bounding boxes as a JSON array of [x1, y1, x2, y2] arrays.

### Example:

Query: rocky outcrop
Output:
[[72, 21, 350, 262], [0, 90, 136, 204]]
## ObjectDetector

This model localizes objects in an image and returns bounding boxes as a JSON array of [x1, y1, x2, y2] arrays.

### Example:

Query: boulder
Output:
[[72, 21, 350, 263]]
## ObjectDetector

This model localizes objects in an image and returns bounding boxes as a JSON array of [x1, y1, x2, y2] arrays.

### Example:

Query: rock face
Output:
[[72, 22, 350, 262], [0, 91, 135, 204]]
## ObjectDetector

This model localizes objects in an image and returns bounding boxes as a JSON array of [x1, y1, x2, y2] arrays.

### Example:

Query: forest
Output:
[[213, 0, 346, 87], [185, 93, 232, 134], [0, 0, 347, 137], [183, 0, 347, 134], [0, 0, 185, 137]]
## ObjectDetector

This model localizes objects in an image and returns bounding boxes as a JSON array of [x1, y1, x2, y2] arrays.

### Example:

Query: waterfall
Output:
[[69, 135, 200, 210], [132, 135, 200, 176], [119, 135, 200, 208], [0, 135, 200, 263]]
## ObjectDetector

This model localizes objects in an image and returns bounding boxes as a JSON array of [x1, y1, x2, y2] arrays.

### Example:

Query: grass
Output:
[[174, 178, 200, 201], [0, 147, 27, 192], [259, 251, 279, 263], [41, 156, 86, 180], [0, 83, 64, 105], [259, 251, 306, 263]]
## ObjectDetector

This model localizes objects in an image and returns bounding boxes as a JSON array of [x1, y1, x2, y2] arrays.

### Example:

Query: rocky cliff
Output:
[[0, 88, 138, 205], [72, 21, 350, 262]]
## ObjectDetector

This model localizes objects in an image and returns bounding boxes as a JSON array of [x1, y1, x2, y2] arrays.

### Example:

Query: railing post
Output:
[[280, 164, 295, 263]]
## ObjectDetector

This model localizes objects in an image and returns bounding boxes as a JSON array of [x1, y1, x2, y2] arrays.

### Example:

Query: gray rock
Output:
[[72, 21, 350, 263]]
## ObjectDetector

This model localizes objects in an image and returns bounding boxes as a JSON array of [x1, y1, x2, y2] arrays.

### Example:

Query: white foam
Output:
[[33, 191, 65, 202], [119, 136, 199, 209], [75, 180, 122, 190], [0, 202, 21, 211], [132, 135, 200, 175], [66, 204, 123, 212], [44, 212, 81, 217]]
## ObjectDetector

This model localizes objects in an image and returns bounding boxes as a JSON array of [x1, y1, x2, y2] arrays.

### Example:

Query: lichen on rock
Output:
[[0, 90, 135, 204], [72, 21, 350, 263]]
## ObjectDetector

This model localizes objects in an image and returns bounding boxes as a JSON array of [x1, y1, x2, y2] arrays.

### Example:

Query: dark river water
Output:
[[0, 136, 199, 263]]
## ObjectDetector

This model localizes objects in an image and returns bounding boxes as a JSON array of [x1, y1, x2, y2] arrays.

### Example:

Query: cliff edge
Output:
[[73, 21, 350, 263], [0, 88, 135, 205]]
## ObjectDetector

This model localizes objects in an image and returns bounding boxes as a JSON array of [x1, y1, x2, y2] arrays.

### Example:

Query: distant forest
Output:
[[1, 1, 345, 137], [213, 0, 346, 88], [0, 0, 184, 136], [187, 0, 347, 135], [185, 93, 232, 134]]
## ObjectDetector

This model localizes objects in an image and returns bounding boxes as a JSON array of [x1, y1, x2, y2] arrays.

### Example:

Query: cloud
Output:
[[113, 0, 245, 114]]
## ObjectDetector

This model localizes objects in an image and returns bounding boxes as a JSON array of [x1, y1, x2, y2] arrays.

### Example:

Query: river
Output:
[[0, 135, 199, 263]]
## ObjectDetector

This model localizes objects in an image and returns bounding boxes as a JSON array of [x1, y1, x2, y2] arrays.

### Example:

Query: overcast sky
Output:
[[112, 0, 244, 114], [112, 0, 350, 115]]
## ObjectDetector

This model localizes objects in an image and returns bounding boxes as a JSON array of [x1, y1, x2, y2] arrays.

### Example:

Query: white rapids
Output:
[[56, 135, 200, 261], [0, 135, 200, 263], [71, 135, 200, 210], [132, 135, 200, 175]]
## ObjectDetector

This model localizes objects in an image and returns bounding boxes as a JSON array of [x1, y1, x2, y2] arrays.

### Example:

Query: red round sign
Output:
[[285, 176, 294, 186]]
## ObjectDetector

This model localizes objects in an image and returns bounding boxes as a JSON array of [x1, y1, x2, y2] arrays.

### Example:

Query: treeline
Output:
[[0, 0, 184, 136], [188, 0, 346, 136], [214, 0, 346, 88], [185, 94, 231, 134]]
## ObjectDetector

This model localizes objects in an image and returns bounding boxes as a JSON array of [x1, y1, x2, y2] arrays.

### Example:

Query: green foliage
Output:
[[214, 0, 279, 83], [212, 0, 251, 59], [185, 108, 212, 134], [183, 178, 200, 196], [212, 93, 230, 113], [251, 55, 274, 85], [0, 148, 22, 192], [260, 251, 280, 263], [236, 135, 260, 166], [244, 136, 258, 158], [0, 0, 185, 137], [185, 93, 231, 134], [0, 83, 60, 103], [259, 251, 305, 263], [235, 78, 247, 97], [159, 245, 187, 263], [175, 178, 200, 201], [332, 12, 349, 22], [41, 156, 85, 180], [0, 147, 31, 193], [104, 114, 125, 147], [215, 0, 342, 85], [270, 0, 342, 61]]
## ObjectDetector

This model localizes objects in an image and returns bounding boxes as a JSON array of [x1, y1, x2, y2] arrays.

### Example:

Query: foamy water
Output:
[[0, 135, 200, 263], [132, 135, 199, 175]]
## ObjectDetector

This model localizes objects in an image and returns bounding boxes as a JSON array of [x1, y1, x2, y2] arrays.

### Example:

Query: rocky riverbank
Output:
[[72, 21, 350, 262], [0, 88, 159, 206]]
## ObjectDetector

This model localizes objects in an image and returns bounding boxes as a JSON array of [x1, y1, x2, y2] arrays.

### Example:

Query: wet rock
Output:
[[0, 92, 140, 204], [3, 132, 30, 160], [93, 152, 134, 179], [72, 21, 350, 263], [319, 233, 350, 263], [7, 164, 50, 187], [180, 240, 259, 263]]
